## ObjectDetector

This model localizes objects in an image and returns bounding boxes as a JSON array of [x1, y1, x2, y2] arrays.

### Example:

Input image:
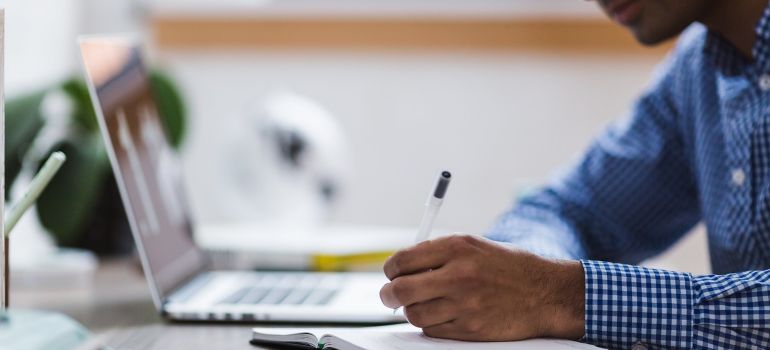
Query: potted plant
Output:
[[5, 70, 186, 255]]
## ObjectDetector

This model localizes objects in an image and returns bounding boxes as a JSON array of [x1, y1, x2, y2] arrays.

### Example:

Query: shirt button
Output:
[[631, 341, 648, 350], [759, 74, 770, 91], [732, 169, 746, 187]]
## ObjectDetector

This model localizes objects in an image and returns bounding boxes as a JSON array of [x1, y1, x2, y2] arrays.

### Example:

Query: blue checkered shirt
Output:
[[487, 6, 770, 350]]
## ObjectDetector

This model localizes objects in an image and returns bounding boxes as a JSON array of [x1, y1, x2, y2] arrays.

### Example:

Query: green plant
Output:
[[5, 70, 186, 252]]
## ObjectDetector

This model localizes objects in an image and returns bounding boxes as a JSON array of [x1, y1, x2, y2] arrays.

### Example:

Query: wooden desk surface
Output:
[[13, 258, 361, 349], [94, 324, 257, 350], [15, 258, 160, 330]]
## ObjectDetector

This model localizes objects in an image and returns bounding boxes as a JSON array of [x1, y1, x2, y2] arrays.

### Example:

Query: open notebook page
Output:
[[253, 323, 604, 350]]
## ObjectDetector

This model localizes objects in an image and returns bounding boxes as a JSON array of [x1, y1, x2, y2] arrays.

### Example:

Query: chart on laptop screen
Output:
[[79, 38, 205, 294]]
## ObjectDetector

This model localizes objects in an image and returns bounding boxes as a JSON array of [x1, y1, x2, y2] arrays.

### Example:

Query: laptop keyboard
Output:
[[217, 274, 340, 306]]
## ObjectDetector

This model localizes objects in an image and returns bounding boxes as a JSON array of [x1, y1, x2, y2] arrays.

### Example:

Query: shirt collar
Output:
[[704, 1, 770, 75]]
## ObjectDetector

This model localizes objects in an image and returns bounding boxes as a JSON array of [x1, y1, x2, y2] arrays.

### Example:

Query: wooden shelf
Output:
[[151, 16, 674, 55]]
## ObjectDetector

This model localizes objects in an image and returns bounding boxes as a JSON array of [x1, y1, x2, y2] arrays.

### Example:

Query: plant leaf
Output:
[[30, 69, 187, 246], [149, 70, 186, 148], [35, 134, 110, 245], [61, 78, 99, 133]]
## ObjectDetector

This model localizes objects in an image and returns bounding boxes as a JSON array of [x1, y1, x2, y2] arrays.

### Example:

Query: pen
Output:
[[415, 171, 452, 243], [2, 151, 66, 313], [395, 170, 452, 314]]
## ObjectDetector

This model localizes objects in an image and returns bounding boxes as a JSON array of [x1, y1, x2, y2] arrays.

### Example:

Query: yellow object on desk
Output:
[[312, 250, 395, 272]]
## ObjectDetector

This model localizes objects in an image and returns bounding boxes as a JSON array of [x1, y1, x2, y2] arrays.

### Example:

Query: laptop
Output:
[[78, 35, 404, 324]]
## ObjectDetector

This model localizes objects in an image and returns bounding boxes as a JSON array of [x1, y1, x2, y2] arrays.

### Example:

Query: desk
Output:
[[13, 258, 346, 349], [13, 257, 606, 349], [14, 258, 159, 330], [93, 324, 256, 350]]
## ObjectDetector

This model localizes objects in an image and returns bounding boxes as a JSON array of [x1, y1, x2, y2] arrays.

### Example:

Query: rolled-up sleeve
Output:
[[582, 260, 770, 349]]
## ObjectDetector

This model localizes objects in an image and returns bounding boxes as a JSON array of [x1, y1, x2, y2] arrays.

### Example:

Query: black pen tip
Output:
[[434, 171, 452, 198]]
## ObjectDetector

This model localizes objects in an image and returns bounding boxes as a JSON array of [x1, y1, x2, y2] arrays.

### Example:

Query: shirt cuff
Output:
[[580, 260, 694, 349]]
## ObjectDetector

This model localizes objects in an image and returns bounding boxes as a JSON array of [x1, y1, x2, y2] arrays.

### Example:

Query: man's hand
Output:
[[380, 234, 585, 341]]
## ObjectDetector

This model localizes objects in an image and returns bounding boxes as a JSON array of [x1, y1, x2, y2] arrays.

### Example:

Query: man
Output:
[[379, 0, 770, 349]]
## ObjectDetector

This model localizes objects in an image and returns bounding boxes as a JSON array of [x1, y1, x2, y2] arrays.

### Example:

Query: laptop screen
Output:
[[79, 37, 206, 303]]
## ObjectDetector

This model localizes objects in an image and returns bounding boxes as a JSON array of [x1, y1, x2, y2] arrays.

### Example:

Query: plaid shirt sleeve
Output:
[[482, 31, 770, 349], [582, 260, 770, 349], [487, 40, 701, 263]]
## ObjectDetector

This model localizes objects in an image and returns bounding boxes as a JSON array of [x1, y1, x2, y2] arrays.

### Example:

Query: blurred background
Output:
[[3, 0, 709, 288]]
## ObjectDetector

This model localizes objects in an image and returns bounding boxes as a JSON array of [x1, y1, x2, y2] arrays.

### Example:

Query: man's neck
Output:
[[699, 0, 768, 59]]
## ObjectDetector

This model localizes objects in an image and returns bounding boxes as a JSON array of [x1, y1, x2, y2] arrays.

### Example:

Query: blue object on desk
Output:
[[0, 309, 91, 350]]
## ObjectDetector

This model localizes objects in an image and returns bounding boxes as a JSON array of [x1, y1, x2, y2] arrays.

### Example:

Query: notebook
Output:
[[250, 330, 365, 350], [251, 323, 604, 350]]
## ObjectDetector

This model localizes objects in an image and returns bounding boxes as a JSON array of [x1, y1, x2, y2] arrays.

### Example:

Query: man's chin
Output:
[[629, 28, 677, 47]]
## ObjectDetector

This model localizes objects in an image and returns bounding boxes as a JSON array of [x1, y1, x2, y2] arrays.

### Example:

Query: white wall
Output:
[[165, 51, 651, 230], [157, 48, 710, 274], [148, 0, 600, 18], [0, 0, 82, 96]]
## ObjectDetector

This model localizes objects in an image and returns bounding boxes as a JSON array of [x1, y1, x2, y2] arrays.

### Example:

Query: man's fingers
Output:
[[423, 318, 487, 341], [422, 320, 461, 340], [403, 297, 457, 328], [379, 269, 449, 308], [384, 237, 462, 280]]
